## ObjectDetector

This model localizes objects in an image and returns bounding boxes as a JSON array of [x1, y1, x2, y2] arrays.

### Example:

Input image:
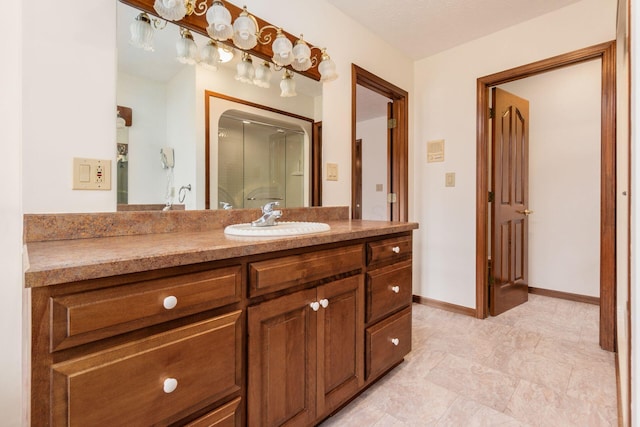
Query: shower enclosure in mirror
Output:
[[218, 112, 305, 210]]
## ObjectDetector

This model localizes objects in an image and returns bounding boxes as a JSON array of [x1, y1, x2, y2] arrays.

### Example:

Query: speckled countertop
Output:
[[23, 208, 418, 288]]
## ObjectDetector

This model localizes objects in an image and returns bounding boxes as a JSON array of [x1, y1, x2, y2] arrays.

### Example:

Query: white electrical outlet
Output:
[[73, 158, 112, 190]]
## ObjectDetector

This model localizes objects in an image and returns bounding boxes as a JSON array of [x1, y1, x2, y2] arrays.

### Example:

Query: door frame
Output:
[[352, 64, 409, 221], [475, 41, 616, 351]]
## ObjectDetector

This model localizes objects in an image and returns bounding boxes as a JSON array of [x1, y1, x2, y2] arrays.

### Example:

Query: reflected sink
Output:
[[224, 221, 330, 237]]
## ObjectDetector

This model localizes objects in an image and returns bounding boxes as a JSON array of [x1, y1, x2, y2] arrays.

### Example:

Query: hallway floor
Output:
[[321, 294, 617, 426]]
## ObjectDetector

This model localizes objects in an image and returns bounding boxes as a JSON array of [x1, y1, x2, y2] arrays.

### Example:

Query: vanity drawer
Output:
[[365, 307, 412, 380], [366, 260, 412, 324], [249, 245, 363, 297], [50, 265, 242, 351], [185, 397, 241, 427], [51, 311, 242, 427], [367, 235, 412, 266]]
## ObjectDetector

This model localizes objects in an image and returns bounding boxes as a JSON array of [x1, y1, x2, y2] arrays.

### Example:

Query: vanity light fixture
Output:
[[130, 0, 338, 83], [280, 70, 296, 97], [176, 28, 199, 64], [199, 40, 220, 70], [253, 61, 272, 88], [270, 29, 293, 67], [206, 0, 233, 40], [235, 52, 255, 84], [232, 6, 258, 49], [130, 13, 160, 51]]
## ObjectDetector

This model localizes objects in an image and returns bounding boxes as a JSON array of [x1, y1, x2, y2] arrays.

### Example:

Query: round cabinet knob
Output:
[[391, 338, 400, 346], [391, 286, 400, 294], [163, 378, 178, 394], [319, 299, 329, 308], [163, 296, 178, 310], [392, 246, 400, 254], [310, 301, 320, 311]]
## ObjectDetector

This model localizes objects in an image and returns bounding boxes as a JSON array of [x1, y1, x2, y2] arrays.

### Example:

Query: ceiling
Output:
[[347, 0, 582, 121], [326, 0, 582, 60]]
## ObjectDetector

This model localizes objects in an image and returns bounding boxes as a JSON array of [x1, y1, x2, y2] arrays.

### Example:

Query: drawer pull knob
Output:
[[320, 298, 329, 308], [392, 246, 400, 254], [163, 296, 178, 310], [391, 338, 400, 346], [310, 301, 320, 311], [163, 378, 178, 393], [391, 286, 400, 293]]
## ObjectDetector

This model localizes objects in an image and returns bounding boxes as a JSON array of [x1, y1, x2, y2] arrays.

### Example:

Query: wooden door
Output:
[[354, 139, 363, 219], [490, 88, 530, 316], [247, 288, 317, 427], [316, 275, 364, 416]]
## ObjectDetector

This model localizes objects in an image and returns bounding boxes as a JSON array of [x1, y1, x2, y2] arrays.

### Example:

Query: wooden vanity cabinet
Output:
[[31, 263, 244, 427], [247, 246, 365, 427], [364, 234, 413, 382], [30, 230, 414, 427]]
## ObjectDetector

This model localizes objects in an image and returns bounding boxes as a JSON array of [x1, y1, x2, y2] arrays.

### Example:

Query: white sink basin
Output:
[[224, 221, 330, 237]]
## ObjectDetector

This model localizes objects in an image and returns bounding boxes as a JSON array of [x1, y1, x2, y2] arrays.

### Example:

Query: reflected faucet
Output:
[[251, 201, 282, 227], [219, 202, 233, 210]]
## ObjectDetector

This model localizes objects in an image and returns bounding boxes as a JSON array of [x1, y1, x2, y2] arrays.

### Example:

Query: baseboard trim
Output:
[[412, 295, 476, 317], [528, 286, 599, 306]]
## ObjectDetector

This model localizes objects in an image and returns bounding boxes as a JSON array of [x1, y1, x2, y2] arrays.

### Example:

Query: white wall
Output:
[[166, 67, 198, 209], [117, 72, 169, 205], [1, 0, 23, 423], [413, 0, 617, 308], [499, 60, 601, 298], [357, 116, 389, 220], [22, 0, 116, 213]]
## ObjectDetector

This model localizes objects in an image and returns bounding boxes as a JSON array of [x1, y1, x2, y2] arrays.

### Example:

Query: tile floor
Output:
[[321, 294, 617, 426]]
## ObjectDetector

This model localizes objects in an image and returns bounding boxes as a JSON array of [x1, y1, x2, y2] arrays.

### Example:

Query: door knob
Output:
[[319, 298, 329, 308], [516, 209, 534, 216], [310, 301, 320, 311]]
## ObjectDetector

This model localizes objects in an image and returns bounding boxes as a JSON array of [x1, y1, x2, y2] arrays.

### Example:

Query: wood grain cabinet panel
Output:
[[249, 245, 363, 297], [50, 265, 242, 351], [51, 311, 242, 427], [366, 235, 412, 266], [183, 397, 241, 427], [248, 275, 364, 426], [366, 260, 413, 324], [365, 306, 412, 380]]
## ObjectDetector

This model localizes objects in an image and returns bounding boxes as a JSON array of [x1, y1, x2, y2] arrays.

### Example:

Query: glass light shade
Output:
[[292, 38, 312, 71], [153, 0, 187, 21], [235, 54, 255, 84], [318, 52, 338, 82], [280, 72, 296, 97], [176, 29, 198, 65], [130, 13, 154, 51], [206, 0, 233, 40], [218, 45, 234, 63], [253, 62, 272, 88], [200, 40, 220, 71], [272, 32, 293, 66], [232, 10, 258, 50]]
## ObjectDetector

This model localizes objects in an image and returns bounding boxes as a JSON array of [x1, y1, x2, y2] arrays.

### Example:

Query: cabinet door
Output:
[[248, 288, 317, 427], [316, 275, 364, 417]]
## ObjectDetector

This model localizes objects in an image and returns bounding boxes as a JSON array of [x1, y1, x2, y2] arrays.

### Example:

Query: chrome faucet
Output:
[[251, 201, 282, 227]]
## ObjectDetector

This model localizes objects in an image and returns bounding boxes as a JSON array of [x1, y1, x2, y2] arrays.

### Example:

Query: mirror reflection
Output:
[[116, 1, 322, 210]]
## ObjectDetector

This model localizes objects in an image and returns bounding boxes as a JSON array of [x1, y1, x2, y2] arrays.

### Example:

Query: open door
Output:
[[490, 88, 531, 316]]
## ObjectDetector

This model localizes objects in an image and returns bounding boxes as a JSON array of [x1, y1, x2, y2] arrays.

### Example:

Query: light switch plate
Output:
[[73, 158, 112, 190], [445, 172, 455, 187], [326, 163, 338, 181]]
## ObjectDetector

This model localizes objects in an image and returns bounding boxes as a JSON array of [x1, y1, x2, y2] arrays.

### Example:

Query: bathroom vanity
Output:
[[24, 207, 417, 426]]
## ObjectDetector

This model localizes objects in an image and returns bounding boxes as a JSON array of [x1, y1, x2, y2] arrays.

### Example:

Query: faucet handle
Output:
[[262, 201, 280, 213]]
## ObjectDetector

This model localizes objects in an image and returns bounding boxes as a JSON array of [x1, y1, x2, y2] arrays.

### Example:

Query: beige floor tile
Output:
[[426, 354, 519, 412], [505, 379, 617, 426], [435, 396, 528, 427], [322, 297, 617, 426]]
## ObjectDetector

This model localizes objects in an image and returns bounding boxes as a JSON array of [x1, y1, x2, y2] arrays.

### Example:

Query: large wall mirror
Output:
[[116, 1, 323, 210]]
